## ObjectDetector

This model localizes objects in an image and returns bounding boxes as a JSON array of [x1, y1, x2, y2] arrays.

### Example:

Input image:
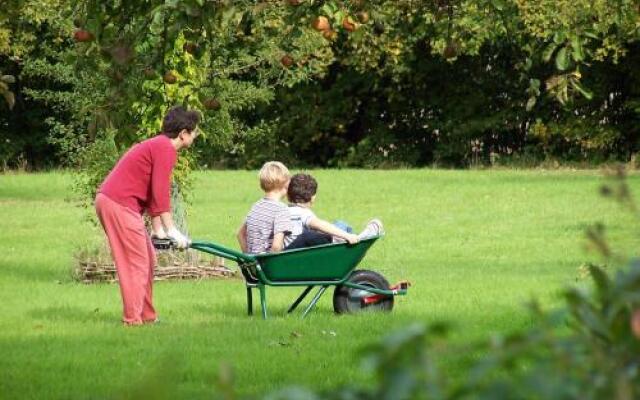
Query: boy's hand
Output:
[[344, 233, 360, 244]]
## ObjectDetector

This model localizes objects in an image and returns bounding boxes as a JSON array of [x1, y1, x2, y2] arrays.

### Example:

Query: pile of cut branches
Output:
[[74, 244, 236, 283]]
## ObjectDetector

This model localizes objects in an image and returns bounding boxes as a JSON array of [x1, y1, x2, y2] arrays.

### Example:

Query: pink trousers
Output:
[[95, 193, 157, 325]]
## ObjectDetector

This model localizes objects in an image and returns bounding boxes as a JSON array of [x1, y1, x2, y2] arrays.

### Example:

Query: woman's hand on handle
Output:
[[154, 212, 190, 249], [167, 227, 190, 249]]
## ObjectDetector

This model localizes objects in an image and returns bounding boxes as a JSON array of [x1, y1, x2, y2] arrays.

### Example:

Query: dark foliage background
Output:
[[1, 0, 639, 172]]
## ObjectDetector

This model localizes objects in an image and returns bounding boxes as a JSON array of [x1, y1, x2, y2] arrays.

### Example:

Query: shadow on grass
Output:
[[192, 296, 421, 324], [2, 261, 71, 284], [0, 334, 193, 400], [29, 305, 117, 324], [183, 291, 372, 322]]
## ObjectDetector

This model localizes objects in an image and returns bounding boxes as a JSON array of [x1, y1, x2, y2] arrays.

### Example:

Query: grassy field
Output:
[[0, 169, 638, 399]]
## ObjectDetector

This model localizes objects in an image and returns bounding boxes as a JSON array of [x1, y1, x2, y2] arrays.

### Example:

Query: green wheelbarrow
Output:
[[186, 236, 409, 319]]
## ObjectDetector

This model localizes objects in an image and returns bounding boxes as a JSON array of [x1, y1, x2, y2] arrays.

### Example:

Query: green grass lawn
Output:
[[0, 169, 638, 399]]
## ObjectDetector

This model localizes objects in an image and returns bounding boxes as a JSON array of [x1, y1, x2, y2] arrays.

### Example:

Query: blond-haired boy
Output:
[[237, 161, 293, 254]]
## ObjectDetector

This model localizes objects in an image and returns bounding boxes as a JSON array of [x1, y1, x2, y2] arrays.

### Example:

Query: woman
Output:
[[95, 106, 199, 325]]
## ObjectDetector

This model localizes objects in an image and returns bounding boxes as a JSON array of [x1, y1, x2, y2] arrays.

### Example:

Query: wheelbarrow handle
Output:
[[189, 239, 256, 264]]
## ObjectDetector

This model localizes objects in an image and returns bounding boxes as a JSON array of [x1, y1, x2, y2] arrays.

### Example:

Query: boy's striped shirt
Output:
[[245, 198, 291, 254]]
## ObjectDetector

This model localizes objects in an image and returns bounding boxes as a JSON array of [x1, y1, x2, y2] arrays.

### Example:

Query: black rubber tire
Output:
[[333, 269, 394, 314]]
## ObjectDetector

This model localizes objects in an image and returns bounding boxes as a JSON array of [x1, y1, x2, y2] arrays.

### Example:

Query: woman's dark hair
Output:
[[161, 106, 201, 138], [287, 173, 318, 203]]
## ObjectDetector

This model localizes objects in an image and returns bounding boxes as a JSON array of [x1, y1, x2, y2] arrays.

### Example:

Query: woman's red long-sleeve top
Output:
[[98, 135, 177, 216]]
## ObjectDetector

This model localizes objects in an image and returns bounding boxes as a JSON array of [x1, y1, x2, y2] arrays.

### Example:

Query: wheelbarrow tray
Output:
[[252, 237, 378, 283]]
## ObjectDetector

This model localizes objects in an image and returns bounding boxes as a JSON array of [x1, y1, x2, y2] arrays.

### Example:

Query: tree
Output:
[[3, 0, 638, 170], [0, 0, 78, 169]]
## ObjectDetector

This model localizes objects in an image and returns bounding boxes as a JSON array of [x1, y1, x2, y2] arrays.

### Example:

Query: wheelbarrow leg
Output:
[[288, 286, 314, 314], [302, 285, 328, 318], [246, 286, 253, 316], [258, 284, 267, 319]]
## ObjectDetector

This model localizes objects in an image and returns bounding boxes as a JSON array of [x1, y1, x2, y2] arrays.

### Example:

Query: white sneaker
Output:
[[358, 219, 384, 239]]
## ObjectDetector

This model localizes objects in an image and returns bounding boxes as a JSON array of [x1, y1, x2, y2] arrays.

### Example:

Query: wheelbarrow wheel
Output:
[[333, 269, 394, 314]]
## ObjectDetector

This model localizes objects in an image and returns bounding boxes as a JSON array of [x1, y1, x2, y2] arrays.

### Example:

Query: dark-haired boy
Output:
[[284, 173, 383, 250], [95, 106, 200, 325]]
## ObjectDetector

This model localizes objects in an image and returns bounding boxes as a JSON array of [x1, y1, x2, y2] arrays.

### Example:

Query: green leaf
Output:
[[583, 30, 599, 40], [2, 91, 15, 110], [542, 42, 558, 62], [565, 288, 588, 309], [571, 36, 584, 62], [1, 75, 16, 84], [553, 31, 566, 44], [530, 78, 541, 90], [588, 264, 610, 297], [526, 96, 537, 111], [555, 83, 569, 105], [321, 4, 334, 17], [150, 10, 165, 35], [570, 79, 593, 100], [491, 0, 506, 11], [577, 307, 611, 340], [221, 6, 238, 29], [555, 47, 569, 71]]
